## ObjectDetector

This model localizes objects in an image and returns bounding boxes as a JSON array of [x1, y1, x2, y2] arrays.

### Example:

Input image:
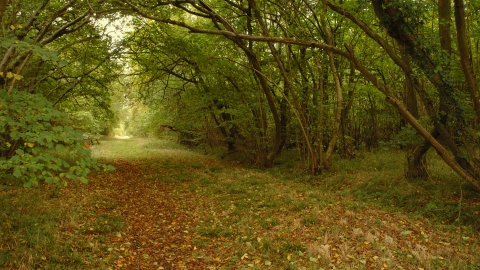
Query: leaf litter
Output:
[[60, 138, 479, 269]]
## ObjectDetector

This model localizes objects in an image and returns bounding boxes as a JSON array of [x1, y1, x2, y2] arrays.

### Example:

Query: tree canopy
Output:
[[2, 0, 480, 191]]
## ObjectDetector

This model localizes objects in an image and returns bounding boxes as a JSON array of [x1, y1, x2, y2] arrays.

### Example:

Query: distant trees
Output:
[[115, 0, 480, 191]]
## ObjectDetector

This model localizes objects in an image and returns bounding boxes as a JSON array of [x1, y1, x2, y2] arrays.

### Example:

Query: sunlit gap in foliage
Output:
[[96, 16, 133, 44]]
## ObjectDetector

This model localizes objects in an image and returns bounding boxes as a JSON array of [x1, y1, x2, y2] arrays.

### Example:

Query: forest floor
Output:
[[1, 137, 480, 269]]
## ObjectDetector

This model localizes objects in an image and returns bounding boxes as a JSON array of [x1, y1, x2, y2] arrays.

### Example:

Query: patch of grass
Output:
[[279, 241, 304, 253], [198, 226, 233, 238], [291, 149, 480, 230], [208, 166, 224, 173], [301, 215, 319, 226], [259, 238, 273, 252], [288, 200, 309, 212], [233, 200, 253, 210], [258, 198, 281, 208], [82, 213, 124, 235], [227, 184, 247, 195], [93, 137, 195, 161], [193, 238, 208, 247], [168, 172, 196, 183], [0, 186, 110, 269], [190, 161, 204, 169], [199, 176, 215, 185], [259, 218, 280, 229], [139, 138, 188, 150]]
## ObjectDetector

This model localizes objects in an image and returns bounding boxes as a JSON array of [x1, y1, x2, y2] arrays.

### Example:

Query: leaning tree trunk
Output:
[[405, 0, 453, 179]]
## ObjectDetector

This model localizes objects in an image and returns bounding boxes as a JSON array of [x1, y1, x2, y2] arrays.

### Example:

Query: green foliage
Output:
[[0, 37, 65, 65], [388, 125, 423, 149], [0, 90, 113, 187]]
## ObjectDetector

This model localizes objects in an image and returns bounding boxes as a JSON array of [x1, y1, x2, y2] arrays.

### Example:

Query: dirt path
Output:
[[85, 156, 225, 270]]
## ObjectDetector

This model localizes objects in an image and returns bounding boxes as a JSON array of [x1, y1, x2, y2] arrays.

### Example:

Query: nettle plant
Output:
[[0, 90, 114, 187]]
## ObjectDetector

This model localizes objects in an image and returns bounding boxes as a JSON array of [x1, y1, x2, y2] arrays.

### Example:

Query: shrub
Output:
[[0, 90, 113, 187]]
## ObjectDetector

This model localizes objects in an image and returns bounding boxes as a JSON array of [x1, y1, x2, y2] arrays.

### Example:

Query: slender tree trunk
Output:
[[250, 0, 309, 167], [315, 57, 326, 169], [279, 79, 289, 155], [320, 3, 343, 169], [454, 0, 480, 121], [339, 63, 356, 159]]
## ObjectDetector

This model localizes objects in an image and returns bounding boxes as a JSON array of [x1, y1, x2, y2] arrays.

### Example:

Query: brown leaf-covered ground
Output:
[[2, 137, 479, 269], [71, 138, 479, 269], [84, 158, 223, 269]]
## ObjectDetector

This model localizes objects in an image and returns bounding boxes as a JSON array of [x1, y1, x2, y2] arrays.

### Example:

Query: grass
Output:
[[188, 146, 480, 269], [0, 142, 128, 270], [321, 149, 480, 230], [0, 184, 118, 269], [1, 137, 479, 269]]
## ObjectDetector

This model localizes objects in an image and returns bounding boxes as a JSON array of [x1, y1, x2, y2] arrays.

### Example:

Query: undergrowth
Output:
[[328, 150, 480, 231], [1, 137, 479, 269], [269, 148, 480, 231]]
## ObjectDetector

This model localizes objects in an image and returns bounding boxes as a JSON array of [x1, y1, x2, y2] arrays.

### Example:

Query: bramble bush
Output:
[[0, 90, 114, 187]]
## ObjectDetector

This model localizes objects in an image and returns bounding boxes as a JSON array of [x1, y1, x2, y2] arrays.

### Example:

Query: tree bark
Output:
[[0, 0, 7, 21], [454, 0, 480, 121], [339, 62, 356, 159]]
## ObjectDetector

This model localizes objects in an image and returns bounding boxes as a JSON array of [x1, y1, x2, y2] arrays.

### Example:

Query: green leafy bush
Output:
[[0, 90, 113, 187], [388, 125, 423, 149]]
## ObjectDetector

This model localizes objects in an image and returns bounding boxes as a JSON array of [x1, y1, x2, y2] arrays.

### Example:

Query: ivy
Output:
[[0, 90, 114, 187]]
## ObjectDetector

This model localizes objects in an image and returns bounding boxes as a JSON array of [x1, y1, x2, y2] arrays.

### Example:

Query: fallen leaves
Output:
[[59, 138, 480, 269]]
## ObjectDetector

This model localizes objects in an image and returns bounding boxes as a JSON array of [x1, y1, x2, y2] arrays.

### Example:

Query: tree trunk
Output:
[[320, 3, 343, 169], [404, 0, 450, 179], [250, 0, 309, 168], [401, 46, 426, 178], [405, 129, 439, 179], [0, 0, 7, 21], [215, 0, 283, 167], [278, 78, 289, 155], [339, 62, 356, 159], [454, 0, 480, 121]]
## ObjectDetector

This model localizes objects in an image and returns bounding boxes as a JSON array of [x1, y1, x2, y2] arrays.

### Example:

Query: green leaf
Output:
[[13, 167, 22, 178], [55, 144, 65, 152]]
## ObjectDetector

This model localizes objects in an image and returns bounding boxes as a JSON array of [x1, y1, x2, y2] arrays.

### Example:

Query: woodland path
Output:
[[71, 138, 479, 270], [84, 142, 228, 269]]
